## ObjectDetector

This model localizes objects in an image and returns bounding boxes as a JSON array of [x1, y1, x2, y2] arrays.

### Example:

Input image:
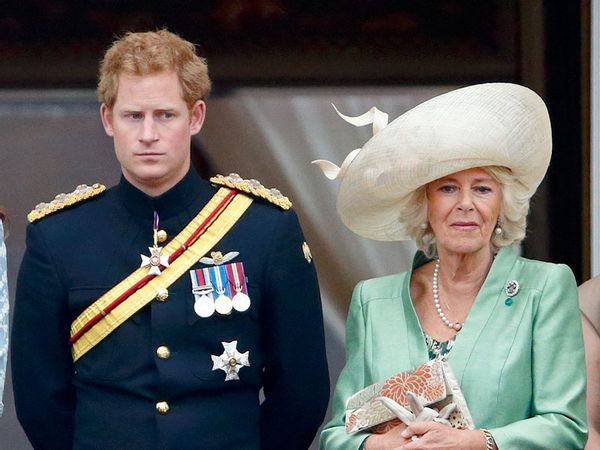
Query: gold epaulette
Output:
[[210, 174, 292, 210], [28, 183, 106, 223]]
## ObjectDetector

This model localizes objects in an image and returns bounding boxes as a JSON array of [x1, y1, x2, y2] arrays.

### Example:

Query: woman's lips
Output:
[[451, 222, 479, 231]]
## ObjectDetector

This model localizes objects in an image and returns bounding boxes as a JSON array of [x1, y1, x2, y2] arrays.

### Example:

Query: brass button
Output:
[[156, 345, 171, 359], [156, 401, 169, 414], [156, 288, 169, 302], [156, 230, 168, 243]]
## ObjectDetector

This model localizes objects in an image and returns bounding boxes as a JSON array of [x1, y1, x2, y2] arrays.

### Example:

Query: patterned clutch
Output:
[[345, 359, 474, 434]]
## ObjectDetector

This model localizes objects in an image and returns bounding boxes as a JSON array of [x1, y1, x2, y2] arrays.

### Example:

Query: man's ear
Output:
[[100, 103, 114, 137], [189, 100, 206, 136]]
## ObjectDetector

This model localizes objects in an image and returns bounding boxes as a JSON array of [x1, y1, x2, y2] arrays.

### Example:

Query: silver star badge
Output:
[[140, 246, 170, 276], [211, 340, 250, 381]]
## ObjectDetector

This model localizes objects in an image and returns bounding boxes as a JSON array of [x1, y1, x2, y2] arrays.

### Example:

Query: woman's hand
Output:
[[398, 422, 489, 449], [363, 423, 412, 450]]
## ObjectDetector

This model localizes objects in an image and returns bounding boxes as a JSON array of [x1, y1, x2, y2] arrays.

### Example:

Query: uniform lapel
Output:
[[447, 247, 518, 383], [402, 252, 432, 370]]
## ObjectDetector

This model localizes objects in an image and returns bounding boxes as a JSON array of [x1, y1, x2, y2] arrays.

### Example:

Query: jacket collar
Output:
[[402, 247, 518, 375], [115, 168, 213, 220]]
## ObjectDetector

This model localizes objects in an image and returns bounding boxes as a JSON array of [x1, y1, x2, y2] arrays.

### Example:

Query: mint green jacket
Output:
[[320, 247, 587, 449]]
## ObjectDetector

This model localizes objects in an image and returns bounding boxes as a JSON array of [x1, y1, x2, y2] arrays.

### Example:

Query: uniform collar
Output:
[[115, 168, 213, 220]]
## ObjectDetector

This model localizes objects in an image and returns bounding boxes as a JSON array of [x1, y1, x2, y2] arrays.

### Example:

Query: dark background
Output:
[[1, 1, 519, 86], [1, 0, 588, 280]]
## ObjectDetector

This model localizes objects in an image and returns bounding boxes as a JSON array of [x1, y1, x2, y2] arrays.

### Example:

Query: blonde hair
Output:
[[97, 29, 211, 110], [403, 166, 530, 257]]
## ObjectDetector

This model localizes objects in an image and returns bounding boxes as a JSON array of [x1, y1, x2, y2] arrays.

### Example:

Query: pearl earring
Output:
[[420, 222, 428, 230], [494, 224, 502, 235]]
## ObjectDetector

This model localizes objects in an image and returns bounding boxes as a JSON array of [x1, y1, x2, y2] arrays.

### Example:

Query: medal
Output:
[[214, 295, 233, 315], [232, 291, 250, 312], [213, 266, 233, 315], [194, 294, 215, 318], [211, 340, 250, 381], [140, 212, 169, 276], [190, 268, 216, 318], [227, 262, 251, 312], [191, 257, 251, 317]]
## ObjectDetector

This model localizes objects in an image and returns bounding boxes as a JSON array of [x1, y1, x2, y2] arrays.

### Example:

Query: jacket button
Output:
[[156, 345, 171, 359], [156, 288, 169, 302], [157, 230, 168, 243], [156, 401, 169, 414]]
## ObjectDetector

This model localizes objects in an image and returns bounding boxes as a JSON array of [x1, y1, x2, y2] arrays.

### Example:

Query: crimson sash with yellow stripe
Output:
[[70, 188, 253, 361]]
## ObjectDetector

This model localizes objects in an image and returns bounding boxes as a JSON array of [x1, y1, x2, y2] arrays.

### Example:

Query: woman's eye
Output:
[[440, 185, 456, 193], [474, 185, 492, 193]]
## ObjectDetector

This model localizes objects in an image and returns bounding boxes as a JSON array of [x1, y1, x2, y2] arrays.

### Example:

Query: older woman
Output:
[[316, 84, 587, 449]]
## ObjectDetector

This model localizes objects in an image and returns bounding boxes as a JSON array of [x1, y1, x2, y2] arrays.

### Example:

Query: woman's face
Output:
[[426, 167, 502, 257]]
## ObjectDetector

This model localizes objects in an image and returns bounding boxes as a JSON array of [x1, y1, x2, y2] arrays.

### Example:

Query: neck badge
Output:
[[140, 212, 170, 275]]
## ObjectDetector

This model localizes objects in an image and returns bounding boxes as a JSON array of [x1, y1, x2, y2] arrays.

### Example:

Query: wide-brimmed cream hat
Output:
[[314, 83, 552, 241]]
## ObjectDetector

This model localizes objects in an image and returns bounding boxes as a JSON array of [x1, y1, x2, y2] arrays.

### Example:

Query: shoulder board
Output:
[[28, 183, 106, 223], [210, 174, 292, 210]]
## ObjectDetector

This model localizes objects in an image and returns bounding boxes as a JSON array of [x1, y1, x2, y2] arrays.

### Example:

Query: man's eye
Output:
[[127, 113, 143, 120], [159, 112, 175, 119]]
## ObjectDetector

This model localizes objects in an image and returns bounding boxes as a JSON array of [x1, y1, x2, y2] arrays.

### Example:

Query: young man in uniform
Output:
[[12, 30, 329, 450]]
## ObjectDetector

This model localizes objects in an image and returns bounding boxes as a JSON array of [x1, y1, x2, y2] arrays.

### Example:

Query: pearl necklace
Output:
[[433, 259, 463, 331]]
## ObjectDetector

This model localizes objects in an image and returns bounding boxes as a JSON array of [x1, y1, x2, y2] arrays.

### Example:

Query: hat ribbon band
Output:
[[311, 105, 389, 180], [312, 148, 361, 180], [332, 104, 389, 135]]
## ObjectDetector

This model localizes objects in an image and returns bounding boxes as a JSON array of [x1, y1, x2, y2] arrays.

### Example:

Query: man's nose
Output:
[[139, 117, 158, 143]]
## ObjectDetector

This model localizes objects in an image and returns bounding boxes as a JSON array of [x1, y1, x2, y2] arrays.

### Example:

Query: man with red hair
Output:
[[12, 30, 329, 450]]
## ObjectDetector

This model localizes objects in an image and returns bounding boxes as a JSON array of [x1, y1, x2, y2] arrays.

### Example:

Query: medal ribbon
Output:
[[226, 262, 247, 295], [190, 269, 214, 298], [153, 211, 159, 245], [210, 265, 232, 298]]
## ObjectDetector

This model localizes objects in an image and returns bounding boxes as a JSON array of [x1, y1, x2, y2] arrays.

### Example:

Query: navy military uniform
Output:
[[12, 168, 329, 450]]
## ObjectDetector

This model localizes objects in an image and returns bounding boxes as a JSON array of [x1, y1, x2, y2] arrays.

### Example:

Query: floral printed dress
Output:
[[424, 333, 456, 360]]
